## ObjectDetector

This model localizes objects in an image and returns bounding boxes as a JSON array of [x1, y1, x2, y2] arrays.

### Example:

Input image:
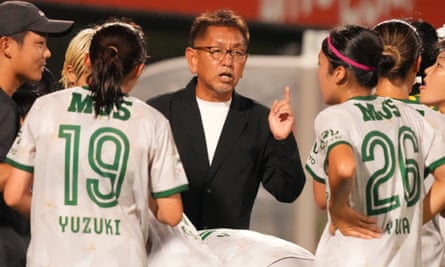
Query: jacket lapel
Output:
[[176, 84, 210, 169]]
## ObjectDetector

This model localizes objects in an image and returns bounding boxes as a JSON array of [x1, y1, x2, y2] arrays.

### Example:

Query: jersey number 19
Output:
[[58, 124, 129, 208]]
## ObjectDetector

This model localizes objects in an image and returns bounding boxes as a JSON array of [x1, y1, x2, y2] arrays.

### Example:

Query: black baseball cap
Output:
[[0, 1, 74, 36]]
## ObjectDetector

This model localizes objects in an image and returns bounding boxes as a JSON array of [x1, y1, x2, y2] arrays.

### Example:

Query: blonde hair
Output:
[[60, 27, 96, 88]]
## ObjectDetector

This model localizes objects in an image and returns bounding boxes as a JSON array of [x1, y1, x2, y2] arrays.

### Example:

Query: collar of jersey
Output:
[[80, 85, 129, 96], [348, 95, 378, 101]]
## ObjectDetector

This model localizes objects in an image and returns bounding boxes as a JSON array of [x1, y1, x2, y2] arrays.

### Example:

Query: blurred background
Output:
[[30, 0, 445, 253]]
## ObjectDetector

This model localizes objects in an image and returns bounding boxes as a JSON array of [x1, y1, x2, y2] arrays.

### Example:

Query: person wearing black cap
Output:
[[0, 1, 73, 266]]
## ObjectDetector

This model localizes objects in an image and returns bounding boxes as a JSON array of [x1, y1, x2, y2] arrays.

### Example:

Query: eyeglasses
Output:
[[193, 46, 248, 62]]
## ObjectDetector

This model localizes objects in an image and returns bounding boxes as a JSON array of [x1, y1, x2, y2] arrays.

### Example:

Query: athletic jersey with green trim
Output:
[[6, 87, 188, 267], [402, 99, 445, 267], [147, 212, 223, 266], [305, 96, 445, 267], [198, 228, 314, 267]]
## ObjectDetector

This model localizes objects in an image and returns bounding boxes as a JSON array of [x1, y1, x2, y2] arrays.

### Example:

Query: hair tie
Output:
[[327, 36, 375, 71], [108, 45, 118, 54]]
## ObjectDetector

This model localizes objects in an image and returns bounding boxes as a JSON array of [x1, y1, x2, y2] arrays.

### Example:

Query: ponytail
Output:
[[88, 20, 146, 116], [90, 45, 124, 115]]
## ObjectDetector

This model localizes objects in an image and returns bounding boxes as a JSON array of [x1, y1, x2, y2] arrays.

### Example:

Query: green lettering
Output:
[[354, 103, 380, 121], [58, 216, 122, 236], [112, 101, 132, 121], [105, 219, 113, 234], [59, 216, 69, 233], [71, 216, 80, 233], [83, 217, 91, 234], [378, 101, 394, 119], [94, 218, 103, 234], [384, 221, 392, 234], [402, 218, 410, 234], [115, 219, 121, 235], [67, 92, 93, 114], [383, 99, 401, 118], [415, 109, 425, 117], [355, 99, 401, 122]]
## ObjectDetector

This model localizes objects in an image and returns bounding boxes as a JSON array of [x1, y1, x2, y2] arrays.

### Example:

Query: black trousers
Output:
[[0, 226, 28, 267], [0, 195, 29, 267]]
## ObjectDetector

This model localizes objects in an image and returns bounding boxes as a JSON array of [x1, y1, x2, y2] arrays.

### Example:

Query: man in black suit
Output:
[[147, 9, 305, 230]]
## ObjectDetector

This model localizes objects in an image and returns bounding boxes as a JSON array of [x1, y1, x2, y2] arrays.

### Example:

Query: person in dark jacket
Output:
[[147, 9, 306, 230], [0, 1, 73, 266]]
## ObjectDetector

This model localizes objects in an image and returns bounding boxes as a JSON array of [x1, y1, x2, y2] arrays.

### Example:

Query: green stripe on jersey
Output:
[[4, 158, 33, 173], [152, 184, 188, 198]]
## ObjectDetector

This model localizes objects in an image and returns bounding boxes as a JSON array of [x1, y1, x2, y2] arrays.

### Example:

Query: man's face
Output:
[[11, 31, 51, 83], [187, 26, 248, 101]]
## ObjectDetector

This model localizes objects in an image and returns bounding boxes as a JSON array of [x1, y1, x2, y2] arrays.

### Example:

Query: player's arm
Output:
[[262, 87, 305, 203], [153, 193, 183, 226], [328, 144, 381, 239], [424, 164, 445, 223], [313, 179, 327, 210], [0, 162, 11, 191], [4, 166, 32, 217]]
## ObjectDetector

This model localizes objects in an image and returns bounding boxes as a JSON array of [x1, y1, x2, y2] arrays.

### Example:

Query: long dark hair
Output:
[[88, 20, 146, 116], [374, 19, 422, 81], [321, 25, 382, 89]]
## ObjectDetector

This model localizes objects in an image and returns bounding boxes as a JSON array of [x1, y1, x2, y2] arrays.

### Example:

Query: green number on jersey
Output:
[[59, 125, 80, 206], [363, 128, 420, 215], [59, 125, 129, 208]]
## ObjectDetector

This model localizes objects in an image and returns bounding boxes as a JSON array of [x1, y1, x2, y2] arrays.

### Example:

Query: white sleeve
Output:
[[149, 118, 188, 198], [305, 108, 353, 183], [5, 98, 42, 171]]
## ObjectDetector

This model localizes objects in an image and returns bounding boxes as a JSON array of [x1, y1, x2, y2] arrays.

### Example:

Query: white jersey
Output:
[[6, 87, 189, 267], [305, 96, 445, 267], [402, 99, 445, 267], [147, 212, 223, 267], [198, 228, 314, 267]]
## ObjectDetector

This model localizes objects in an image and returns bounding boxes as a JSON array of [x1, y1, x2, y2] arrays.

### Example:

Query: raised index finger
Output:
[[283, 86, 291, 104]]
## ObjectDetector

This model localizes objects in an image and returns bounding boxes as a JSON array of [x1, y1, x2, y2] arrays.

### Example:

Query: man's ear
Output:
[[185, 47, 198, 74]]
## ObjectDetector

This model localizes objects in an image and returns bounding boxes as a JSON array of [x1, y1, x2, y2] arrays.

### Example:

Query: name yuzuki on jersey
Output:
[[67, 92, 133, 121], [59, 215, 121, 236], [354, 98, 401, 122]]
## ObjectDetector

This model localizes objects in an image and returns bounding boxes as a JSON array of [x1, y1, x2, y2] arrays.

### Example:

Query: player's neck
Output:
[[375, 78, 410, 100]]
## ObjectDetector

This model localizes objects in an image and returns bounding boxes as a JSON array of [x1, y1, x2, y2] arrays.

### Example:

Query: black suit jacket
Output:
[[147, 77, 306, 229]]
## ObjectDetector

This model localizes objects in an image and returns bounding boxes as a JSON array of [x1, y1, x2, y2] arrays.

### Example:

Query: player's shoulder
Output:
[[389, 98, 433, 122], [30, 86, 76, 110], [398, 98, 444, 118], [126, 94, 171, 124], [36, 86, 83, 100], [315, 101, 352, 121]]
